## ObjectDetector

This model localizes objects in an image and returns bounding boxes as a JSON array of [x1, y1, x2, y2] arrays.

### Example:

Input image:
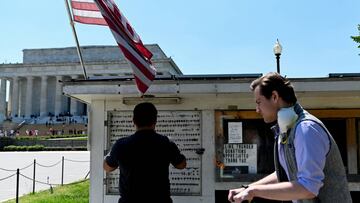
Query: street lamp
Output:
[[273, 39, 282, 74]]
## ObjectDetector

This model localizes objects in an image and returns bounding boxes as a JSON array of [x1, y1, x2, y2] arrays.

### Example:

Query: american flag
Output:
[[70, 0, 156, 94], [70, 0, 107, 25]]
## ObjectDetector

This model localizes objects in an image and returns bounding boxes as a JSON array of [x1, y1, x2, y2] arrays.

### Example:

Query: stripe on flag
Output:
[[94, 0, 156, 94], [70, 0, 107, 26]]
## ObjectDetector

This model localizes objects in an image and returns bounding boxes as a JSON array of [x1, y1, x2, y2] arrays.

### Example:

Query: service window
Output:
[[321, 119, 348, 168], [215, 109, 360, 183], [215, 111, 274, 182]]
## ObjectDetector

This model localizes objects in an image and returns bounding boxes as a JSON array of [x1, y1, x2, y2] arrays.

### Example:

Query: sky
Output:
[[1, 0, 360, 78]]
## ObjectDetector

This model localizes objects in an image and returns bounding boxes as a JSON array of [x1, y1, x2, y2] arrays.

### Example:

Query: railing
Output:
[[0, 156, 90, 203]]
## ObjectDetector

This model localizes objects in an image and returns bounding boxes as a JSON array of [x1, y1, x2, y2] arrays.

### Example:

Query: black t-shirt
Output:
[[106, 129, 186, 203]]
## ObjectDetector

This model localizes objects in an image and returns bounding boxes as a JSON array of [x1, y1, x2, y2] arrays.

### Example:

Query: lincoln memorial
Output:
[[0, 44, 182, 123]]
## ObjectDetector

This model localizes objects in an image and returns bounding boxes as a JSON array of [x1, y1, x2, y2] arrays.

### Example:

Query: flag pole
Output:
[[64, 0, 88, 79]]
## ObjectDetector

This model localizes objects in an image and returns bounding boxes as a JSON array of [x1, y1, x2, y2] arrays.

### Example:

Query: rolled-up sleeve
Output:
[[105, 140, 121, 168], [294, 120, 330, 195], [169, 141, 186, 166]]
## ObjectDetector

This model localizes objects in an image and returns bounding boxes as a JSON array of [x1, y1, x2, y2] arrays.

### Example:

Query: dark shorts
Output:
[[119, 197, 172, 203]]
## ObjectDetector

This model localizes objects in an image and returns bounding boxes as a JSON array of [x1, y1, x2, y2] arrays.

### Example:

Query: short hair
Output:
[[250, 72, 297, 104], [133, 102, 158, 127]]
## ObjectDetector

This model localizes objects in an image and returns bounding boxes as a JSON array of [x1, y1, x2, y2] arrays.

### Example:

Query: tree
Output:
[[351, 24, 360, 55]]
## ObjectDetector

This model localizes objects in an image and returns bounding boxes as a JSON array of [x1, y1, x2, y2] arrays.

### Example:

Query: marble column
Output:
[[25, 76, 34, 118], [0, 79, 7, 121], [40, 75, 48, 117], [7, 79, 12, 118], [11, 77, 19, 117], [70, 75, 79, 116], [54, 75, 63, 116]]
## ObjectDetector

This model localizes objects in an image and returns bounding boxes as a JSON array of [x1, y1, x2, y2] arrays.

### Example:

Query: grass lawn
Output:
[[4, 180, 89, 203]]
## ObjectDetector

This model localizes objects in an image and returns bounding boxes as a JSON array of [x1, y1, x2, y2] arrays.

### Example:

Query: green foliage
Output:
[[15, 136, 41, 140], [0, 137, 15, 150], [1, 134, 88, 151], [4, 180, 89, 203], [3, 145, 45, 151], [3, 145, 19, 151], [3, 145, 87, 151], [27, 145, 45, 151], [45, 147, 87, 151], [15, 134, 87, 140], [351, 24, 360, 51], [47, 134, 87, 139]]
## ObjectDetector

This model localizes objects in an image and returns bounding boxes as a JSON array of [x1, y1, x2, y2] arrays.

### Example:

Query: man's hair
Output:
[[133, 102, 158, 127], [250, 72, 297, 104]]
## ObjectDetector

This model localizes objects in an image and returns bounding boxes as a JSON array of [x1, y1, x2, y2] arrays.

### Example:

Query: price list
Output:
[[106, 111, 202, 195]]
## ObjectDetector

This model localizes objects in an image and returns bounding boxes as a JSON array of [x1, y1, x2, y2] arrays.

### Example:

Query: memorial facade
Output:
[[0, 45, 182, 123]]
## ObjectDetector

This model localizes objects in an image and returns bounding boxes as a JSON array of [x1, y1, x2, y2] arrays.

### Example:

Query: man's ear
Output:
[[272, 90, 279, 102]]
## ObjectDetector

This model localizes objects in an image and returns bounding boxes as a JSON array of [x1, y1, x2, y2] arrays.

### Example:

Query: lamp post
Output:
[[273, 39, 282, 74]]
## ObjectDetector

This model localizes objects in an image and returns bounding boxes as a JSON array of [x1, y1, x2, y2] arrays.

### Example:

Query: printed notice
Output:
[[106, 111, 202, 196], [228, 122, 243, 143], [223, 144, 257, 174]]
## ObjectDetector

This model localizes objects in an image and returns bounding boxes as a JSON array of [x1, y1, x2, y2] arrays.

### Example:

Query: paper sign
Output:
[[223, 144, 257, 174], [228, 122, 243, 143]]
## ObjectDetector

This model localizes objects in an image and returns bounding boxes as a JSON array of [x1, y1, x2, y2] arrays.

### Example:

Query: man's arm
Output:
[[168, 139, 187, 169], [233, 181, 315, 202], [103, 159, 117, 172], [174, 158, 187, 169], [249, 171, 278, 186], [103, 139, 122, 173], [228, 172, 278, 202]]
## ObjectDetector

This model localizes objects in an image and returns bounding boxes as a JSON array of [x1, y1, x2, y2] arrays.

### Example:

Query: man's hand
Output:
[[228, 188, 246, 202], [232, 188, 254, 203], [174, 159, 187, 169], [103, 159, 116, 172]]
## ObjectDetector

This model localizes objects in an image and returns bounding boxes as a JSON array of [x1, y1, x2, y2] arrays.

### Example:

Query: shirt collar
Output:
[[270, 123, 280, 139]]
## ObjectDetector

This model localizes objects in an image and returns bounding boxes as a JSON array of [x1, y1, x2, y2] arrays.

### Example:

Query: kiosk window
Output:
[[215, 113, 275, 181], [215, 109, 360, 182], [322, 119, 347, 168]]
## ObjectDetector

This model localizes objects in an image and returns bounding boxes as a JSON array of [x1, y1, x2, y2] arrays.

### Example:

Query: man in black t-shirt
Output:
[[104, 102, 187, 203]]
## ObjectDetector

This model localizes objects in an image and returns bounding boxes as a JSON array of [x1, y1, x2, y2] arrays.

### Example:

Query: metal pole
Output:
[[16, 169, 19, 203], [64, 0, 88, 79], [84, 170, 90, 179], [276, 53, 281, 74], [61, 156, 64, 186], [33, 159, 36, 194]]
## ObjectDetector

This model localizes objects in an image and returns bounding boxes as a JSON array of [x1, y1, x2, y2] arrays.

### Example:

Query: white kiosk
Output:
[[63, 74, 360, 203]]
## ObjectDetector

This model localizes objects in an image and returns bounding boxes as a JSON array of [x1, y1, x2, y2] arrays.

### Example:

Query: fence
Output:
[[0, 156, 90, 203]]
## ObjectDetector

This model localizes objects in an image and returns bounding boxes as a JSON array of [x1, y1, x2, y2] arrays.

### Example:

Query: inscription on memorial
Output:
[[105, 111, 202, 195]]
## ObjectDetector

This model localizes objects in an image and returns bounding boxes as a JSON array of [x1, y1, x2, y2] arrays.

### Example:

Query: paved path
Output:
[[0, 151, 90, 202]]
